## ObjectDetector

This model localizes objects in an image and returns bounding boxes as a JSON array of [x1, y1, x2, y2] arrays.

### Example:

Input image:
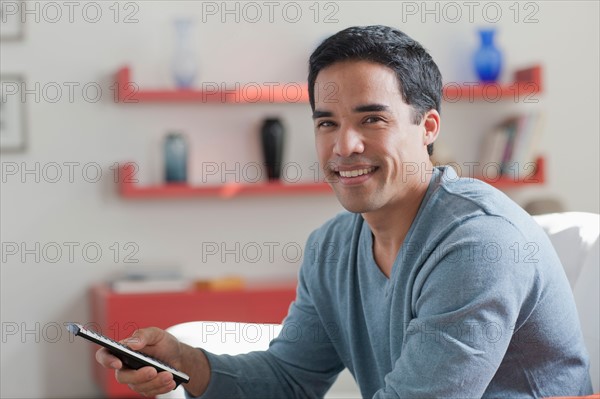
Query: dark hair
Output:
[[308, 25, 442, 156]]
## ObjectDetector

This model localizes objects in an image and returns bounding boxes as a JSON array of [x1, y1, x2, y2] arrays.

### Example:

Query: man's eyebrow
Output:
[[312, 110, 332, 119], [354, 104, 390, 113], [312, 104, 390, 119]]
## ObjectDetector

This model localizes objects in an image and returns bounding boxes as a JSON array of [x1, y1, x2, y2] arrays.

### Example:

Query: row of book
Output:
[[479, 112, 544, 179]]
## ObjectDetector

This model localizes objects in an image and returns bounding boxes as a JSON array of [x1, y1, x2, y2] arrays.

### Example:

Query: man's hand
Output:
[[95, 327, 211, 397]]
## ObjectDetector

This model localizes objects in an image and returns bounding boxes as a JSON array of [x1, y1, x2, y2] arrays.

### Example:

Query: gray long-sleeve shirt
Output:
[[190, 166, 592, 398]]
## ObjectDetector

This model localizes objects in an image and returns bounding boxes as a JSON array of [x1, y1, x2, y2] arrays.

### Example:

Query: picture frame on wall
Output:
[[1, 75, 27, 152], [0, 0, 24, 41]]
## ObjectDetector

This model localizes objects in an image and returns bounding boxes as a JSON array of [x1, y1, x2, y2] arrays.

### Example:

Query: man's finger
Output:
[[144, 380, 177, 397], [126, 371, 174, 395], [95, 348, 122, 369], [115, 366, 157, 385]]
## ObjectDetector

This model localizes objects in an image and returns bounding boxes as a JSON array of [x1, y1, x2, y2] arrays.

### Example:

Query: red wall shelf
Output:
[[442, 65, 542, 101], [115, 66, 309, 104], [115, 65, 541, 104], [474, 156, 546, 189], [118, 163, 333, 199], [117, 158, 544, 200]]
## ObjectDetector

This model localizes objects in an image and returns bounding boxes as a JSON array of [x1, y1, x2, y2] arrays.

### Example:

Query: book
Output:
[[479, 124, 510, 177], [110, 267, 190, 294], [500, 118, 519, 175], [194, 276, 245, 291], [111, 278, 191, 294]]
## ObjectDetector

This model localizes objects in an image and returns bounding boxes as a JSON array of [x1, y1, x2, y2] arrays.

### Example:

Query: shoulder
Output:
[[430, 166, 517, 215], [419, 166, 540, 238], [409, 167, 559, 274], [412, 168, 562, 289]]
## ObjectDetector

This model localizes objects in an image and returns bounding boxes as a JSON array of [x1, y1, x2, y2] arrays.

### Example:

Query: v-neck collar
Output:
[[359, 166, 446, 286]]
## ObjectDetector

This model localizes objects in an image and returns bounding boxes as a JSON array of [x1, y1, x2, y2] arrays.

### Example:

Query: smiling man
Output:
[[96, 26, 592, 398], [311, 58, 440, 278]]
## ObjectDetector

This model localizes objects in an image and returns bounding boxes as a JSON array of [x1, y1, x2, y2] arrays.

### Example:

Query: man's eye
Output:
[[364, 116, 384, 124], [317, 120, 335, 128]]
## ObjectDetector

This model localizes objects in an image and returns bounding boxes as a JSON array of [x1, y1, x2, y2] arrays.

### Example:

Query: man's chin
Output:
[[335, 194, 378, 214]]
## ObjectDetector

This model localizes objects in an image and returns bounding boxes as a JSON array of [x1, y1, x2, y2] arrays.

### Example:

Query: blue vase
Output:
[[474, 29, 502, 83]]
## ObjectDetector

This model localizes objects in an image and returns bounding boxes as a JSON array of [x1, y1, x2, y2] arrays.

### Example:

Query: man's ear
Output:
[[422, 109, 440, 146]]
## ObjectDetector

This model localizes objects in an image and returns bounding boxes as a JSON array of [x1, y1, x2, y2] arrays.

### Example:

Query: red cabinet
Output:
[[89, 283, 297, 398]]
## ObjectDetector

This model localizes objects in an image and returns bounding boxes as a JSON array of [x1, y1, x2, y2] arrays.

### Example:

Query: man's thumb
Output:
[[121, 330, 144, 349], [122, 327, 163, 349]]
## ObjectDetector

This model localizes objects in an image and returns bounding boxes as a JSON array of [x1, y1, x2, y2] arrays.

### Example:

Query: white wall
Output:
[[1, 1, 598, 397]]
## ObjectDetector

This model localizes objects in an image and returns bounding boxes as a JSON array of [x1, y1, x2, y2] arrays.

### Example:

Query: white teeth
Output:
[[339, 167, 375, 178]]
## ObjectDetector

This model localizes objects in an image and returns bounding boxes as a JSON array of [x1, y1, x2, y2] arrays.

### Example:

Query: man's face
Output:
[[312, 60, 436, 214]]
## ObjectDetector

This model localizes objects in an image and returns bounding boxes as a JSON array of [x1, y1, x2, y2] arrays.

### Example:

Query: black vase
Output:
[[261, 118, 285, 180]]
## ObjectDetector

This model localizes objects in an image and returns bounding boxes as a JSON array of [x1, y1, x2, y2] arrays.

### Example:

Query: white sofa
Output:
[[159, 212, 599, 398], [532, 212, 599, 391], [158, 322, 361, 398]]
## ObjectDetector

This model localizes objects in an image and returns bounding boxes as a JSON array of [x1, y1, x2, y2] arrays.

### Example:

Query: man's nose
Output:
[[333, 125, 365, 157]]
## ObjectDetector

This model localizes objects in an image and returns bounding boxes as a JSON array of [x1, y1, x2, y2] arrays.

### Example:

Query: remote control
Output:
[[66, 323, 190, 387]]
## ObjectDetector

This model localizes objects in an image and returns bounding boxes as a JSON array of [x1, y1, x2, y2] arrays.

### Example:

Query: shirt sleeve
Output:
[[187, 231, 345, 399], [373, 215, 539, 398]]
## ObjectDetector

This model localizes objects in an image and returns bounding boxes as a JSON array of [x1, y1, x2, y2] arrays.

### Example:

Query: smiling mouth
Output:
[[337, 166, 377, 178]]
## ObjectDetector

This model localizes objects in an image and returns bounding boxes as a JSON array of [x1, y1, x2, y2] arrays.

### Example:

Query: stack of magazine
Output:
[[110, 268, 191, 294]]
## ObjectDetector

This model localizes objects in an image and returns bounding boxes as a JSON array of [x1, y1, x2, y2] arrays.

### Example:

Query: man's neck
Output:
[[363, 169, 434, 277]]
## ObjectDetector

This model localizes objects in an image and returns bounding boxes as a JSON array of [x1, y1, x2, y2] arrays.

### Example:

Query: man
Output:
[[97, 25, 592, 398]]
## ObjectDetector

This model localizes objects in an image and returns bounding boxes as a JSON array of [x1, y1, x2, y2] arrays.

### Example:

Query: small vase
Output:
[[164, 132, 188, 183], [261, 118, 285, 181], [172, 18, 198, 89], [474, 28, 503, 83]]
